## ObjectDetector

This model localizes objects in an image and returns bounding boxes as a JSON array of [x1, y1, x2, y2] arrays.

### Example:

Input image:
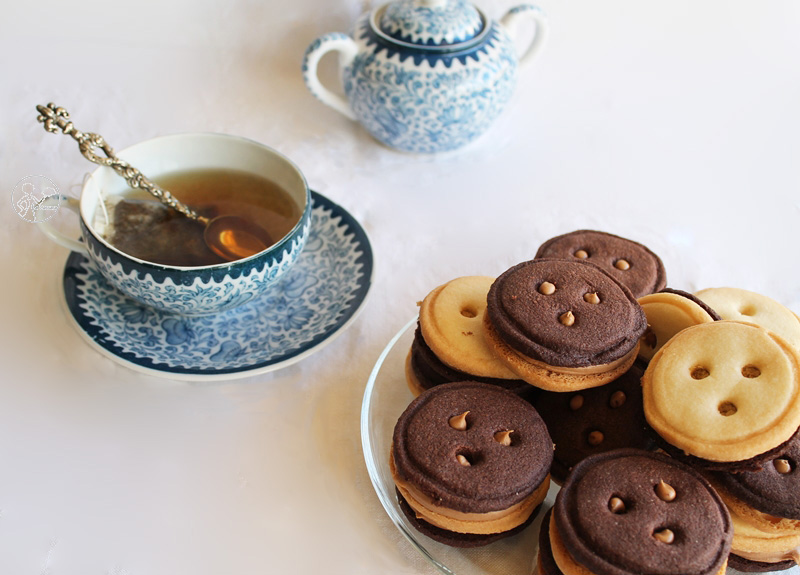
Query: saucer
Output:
[[62, 191, 373, 381]]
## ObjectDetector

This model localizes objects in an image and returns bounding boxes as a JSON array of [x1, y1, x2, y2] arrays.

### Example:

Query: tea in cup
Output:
[[39, 133, 311, 316]]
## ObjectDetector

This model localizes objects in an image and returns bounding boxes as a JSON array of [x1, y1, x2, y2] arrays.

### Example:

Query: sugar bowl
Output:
[[303, 0, 548, 153]]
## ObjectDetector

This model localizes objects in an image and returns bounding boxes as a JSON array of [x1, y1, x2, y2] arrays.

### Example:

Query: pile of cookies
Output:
[[388, 229, 800, 573]]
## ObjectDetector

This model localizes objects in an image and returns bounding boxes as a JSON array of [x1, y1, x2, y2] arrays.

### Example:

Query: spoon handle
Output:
[[35, 103, 208, 224]]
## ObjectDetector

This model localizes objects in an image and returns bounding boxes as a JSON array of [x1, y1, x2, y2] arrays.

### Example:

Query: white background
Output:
[[1, 0, 799, 573]]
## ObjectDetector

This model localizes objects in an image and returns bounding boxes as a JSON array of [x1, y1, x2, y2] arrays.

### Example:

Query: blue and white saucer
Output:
[[62, 192, 373, 381]]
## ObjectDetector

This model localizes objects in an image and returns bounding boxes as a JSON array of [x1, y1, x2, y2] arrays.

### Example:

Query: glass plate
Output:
[[361, 320, 792, 575], [361, 317, 559, 575]]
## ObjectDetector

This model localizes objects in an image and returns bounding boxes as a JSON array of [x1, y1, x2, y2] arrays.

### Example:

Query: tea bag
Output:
[[108, 199, 224, 266]]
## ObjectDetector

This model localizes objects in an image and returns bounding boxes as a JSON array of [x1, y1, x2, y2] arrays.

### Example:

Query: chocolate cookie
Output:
[[727, 553, 796, 572], [706, 434, 800, 571], [534, 230, 667, 298], [391, 381, 552, 545], [485, 258, 647, 391], [552, 449, 732, 575], [406, 324, 536, 400], [533, 361, 656, 483], [537, 508, 563, 575], [637, 288, 720, 363], [642, 320, 800, 471], [714, 434, 800, 520]]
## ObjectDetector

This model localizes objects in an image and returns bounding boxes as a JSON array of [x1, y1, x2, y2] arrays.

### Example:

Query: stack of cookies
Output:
[[388, 228, 800, 572]]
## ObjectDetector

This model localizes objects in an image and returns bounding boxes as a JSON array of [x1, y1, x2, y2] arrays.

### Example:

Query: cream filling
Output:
[[513, 345, 638, 376], [728, 503, 800, 565], [733, 547, 800, 564], [391, 452, 550, 535]]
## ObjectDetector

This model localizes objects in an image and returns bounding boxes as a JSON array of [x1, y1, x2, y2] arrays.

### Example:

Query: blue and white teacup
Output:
[[39, 133, 311, 316]]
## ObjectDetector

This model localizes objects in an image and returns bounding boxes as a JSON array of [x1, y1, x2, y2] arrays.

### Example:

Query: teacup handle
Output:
[[500, 5, 549, 66], [302, 33, 359, 121], [37, 196, 90, 256]]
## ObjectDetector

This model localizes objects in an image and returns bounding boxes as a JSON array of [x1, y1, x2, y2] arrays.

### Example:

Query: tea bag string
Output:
[[35, 103, 208, 224]]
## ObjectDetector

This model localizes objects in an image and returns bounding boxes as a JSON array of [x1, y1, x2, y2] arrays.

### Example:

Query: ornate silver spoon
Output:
[[36, 103, 272, 262]]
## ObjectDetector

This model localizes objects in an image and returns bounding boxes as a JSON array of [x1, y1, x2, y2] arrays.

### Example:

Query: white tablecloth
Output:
[[1, 0, 799, 573]]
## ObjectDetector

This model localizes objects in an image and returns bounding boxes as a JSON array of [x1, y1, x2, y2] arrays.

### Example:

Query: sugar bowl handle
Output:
[[500, 4, 549, 66], [302, 33, 359, 121]]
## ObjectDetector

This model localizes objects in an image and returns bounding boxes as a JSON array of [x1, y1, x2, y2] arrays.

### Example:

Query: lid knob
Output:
[[379, 0, 483, 46]]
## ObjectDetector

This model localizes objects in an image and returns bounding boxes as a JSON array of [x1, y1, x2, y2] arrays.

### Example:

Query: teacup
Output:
[[39, 133, 311, 316]]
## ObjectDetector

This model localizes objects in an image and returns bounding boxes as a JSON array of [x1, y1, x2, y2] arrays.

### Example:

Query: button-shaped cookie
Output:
[[485, 258, 647, 391], [407, 276, 532, 398], [549, 449, 732, 575], [391, 381, 552, 546], [534, 361, 656, 483], [642, 320, 800, 471], [695, 287, 800, 350], [535, 230, 667, 298]]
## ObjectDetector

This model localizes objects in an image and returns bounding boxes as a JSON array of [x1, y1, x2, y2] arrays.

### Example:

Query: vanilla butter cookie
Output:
[[485, 258, 647, 391], [642, 320, 800, 471], [637, 288, 720, 363], [408, 276, 530, 397], [695, 287, 800, 349]]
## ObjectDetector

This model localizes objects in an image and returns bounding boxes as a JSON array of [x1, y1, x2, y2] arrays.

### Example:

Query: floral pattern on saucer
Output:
[[62, 192, 373, 379]]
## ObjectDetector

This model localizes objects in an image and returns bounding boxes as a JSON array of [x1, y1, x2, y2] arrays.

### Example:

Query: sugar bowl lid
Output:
[[378, 0, 484, 46]]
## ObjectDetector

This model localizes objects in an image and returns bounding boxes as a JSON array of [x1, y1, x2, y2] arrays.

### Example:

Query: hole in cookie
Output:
[[455, 449, 481, 467], [608, 496, 627, 514], [740, 305, 757, 317], [742, 365, 761, 378], [460, 306, 478, 318], [643, 327, 657, 349], [718, 401, 738, 416], [574, 249, 589, 259], [690, 366, 710, 380], [772, 457, 794, 475], [774, 458, 793, 474]]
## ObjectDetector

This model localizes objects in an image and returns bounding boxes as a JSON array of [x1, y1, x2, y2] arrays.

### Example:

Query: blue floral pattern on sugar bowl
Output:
[[303, 0, 548, 154]]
